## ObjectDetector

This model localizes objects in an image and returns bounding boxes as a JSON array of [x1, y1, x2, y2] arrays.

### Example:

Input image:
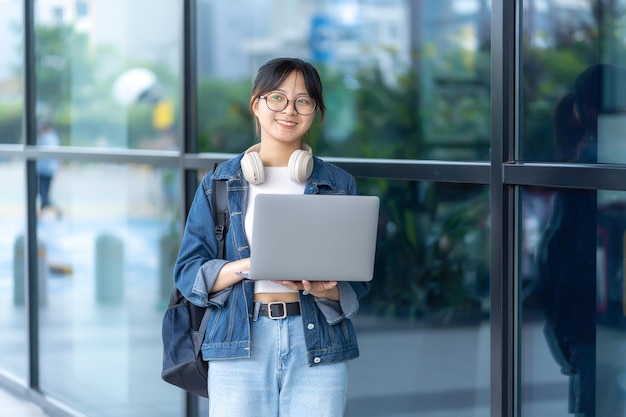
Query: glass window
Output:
[[35, 0, 181, 151], [349, 179, 490, 416], [521, 186, 626, 416], [0, 158, 28, 383], [0, 0, 27, 383], [196, 0, 491, 161], [38, 162, 181, 417], [521, 0, 626, 163], [0, 0, 23, 145]]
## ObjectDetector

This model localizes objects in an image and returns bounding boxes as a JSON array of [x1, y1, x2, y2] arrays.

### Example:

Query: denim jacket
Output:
[[174, 152, 370, 366]]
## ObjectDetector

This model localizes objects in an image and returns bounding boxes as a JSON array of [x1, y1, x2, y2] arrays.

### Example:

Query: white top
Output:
[[245, 167, 305, 293]]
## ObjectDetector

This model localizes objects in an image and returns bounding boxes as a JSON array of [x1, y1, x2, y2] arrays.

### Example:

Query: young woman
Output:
[[174, 57, 370, 416]]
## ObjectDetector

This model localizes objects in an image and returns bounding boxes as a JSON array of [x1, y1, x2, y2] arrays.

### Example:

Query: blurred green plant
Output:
[[197, 78, 254, 152], [359, 179, 490, 323], [0, 104, 21, 144]]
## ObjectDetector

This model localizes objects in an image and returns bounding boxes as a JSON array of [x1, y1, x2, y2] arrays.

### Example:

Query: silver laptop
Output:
[[240, 194, 379, 282]]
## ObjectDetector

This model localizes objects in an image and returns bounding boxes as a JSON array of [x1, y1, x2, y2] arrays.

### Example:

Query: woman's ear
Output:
[[251, 97, 260, 117]]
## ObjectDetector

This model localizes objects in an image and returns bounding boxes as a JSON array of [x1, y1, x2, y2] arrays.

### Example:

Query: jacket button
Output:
[[302, 290, 309, 295], [314, 357, 321, 364], [307, 323, 315, 330]]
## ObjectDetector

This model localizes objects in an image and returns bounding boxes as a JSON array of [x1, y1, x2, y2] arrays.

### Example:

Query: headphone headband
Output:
[[240, 144, 313, 184]]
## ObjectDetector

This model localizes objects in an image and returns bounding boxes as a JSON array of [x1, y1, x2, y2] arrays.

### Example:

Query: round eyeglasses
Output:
[[259, 93, 317, 115]]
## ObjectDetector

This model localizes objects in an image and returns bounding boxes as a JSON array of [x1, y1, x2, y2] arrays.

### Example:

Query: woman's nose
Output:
[[282, 99, 298, 115]]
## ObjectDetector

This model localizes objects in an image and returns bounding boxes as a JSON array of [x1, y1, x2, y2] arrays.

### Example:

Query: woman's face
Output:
[[252, 70, 315, 148]]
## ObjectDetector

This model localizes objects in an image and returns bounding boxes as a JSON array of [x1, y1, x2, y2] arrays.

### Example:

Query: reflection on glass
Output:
[[196, 0, 491, 161], [0, 159, 28, 383], [38, 163, 180, 417], [0, 0, 26, 382], [347, 179, 490, 416], [0, 0, 23, 145], [36, 121, 62, 216], [522, 187, 626, 416], [521, 1, 626, 162], [34, 0, 181, 150]]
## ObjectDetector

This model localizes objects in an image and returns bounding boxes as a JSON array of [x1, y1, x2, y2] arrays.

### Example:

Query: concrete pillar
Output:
[[95, 233, 124, 305], [159, 232, 179, 307], [13, 235, 47, 306]]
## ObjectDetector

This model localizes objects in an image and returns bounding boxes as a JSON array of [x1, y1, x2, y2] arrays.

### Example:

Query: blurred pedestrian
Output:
[[36, 121, 61, 217]]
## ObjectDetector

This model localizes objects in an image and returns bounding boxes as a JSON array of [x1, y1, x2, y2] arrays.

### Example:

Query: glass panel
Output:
[[521, 0, 626, 163], [35, 0, 181, 151], [38, 162, 181, 417], [521, 186, 626, 416], [0, 0, 27, 382], [0, 158, 28, 383], [350, 180, 490, 416], [0, 0, 23, 145], [196, 0, 491, 161]]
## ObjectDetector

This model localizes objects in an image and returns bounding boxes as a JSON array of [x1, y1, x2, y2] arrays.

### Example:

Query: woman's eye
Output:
[[269, 94, 285, 102], [297, 97, 312, 105]]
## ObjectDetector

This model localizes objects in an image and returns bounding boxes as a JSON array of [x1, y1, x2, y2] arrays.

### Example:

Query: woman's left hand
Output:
[[273, 280, 339, 301]]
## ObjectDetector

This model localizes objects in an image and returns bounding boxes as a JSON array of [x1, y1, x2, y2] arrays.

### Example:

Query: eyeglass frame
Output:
[[258, 93, 317, 116]]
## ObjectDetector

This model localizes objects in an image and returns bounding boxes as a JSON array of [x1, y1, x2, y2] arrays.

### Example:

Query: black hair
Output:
[[553, 92, 583, 162]]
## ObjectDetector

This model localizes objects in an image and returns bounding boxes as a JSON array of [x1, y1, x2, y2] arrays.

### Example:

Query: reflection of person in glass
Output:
[[537, 65, 603, 417], [36, 121, 61, 217], [174, 58, 368, 416]]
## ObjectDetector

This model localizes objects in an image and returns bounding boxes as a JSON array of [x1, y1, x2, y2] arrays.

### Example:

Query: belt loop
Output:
[[252, 302, 261, 321]]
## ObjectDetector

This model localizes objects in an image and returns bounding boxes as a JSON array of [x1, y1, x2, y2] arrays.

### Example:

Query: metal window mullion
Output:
[[181, 0, 199, 218], [24, 0, 40, 392], [181, 1, 201, 417], [490, 0, 518, 416]]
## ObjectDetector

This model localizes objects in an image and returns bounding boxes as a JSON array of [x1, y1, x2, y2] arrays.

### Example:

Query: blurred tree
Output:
[[197, 77, 253, 153]]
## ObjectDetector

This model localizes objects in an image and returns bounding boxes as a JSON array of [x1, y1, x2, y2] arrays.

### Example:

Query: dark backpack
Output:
[[161, 168, 229, 397]]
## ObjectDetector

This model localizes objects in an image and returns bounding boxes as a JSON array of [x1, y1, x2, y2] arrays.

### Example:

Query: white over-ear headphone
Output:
[[240, 143, 314, 184]]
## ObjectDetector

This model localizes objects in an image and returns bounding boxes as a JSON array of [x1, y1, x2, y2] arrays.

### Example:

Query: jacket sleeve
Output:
[[314, 281, 370, 325], [173, 173, 231, 308]]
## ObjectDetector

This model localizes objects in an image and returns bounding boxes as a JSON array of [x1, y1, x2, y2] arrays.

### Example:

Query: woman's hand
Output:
[[273, 280, 339, 301], [210, 258, 250, 293]]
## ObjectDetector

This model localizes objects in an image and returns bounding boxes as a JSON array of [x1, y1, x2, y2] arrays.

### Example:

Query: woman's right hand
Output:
[[210, 258, 251, 293]]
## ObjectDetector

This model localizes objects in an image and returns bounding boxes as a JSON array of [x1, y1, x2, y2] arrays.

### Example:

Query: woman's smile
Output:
[[276, 119, 297, 127]]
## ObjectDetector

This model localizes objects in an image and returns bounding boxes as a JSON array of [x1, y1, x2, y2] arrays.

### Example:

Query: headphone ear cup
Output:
[[288, 149, 314, 183], [241, 150, 265, 184]]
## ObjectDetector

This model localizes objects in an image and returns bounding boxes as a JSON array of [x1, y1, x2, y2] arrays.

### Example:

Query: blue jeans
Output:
[[208, 314, 348, 417]]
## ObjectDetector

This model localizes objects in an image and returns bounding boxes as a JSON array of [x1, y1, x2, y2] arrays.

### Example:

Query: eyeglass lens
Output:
[[263, 93, 316, 115]]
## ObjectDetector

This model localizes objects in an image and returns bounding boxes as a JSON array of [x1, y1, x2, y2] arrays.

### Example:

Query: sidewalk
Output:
[[0, 386, 49, 417]]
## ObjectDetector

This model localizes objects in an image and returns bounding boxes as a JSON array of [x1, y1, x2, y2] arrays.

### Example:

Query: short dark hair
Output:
[[249, 58, 326, 123]]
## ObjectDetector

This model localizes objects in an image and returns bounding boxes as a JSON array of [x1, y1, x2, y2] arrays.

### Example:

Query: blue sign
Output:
[[309, 15, 334, 63]]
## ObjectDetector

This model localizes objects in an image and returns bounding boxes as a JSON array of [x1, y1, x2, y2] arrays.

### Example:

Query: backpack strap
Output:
[[211, 163, 229, 259]]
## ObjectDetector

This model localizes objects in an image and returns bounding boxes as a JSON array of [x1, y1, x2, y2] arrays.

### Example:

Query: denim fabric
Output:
[[208, 315, 348, 417], [173, 152, 370, 365]]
